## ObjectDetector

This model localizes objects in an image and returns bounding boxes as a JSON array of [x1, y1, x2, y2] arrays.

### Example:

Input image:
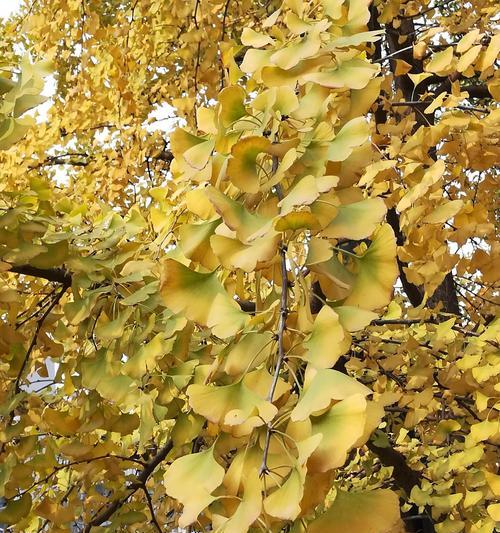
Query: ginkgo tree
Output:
[[0, 1, 498, 532]]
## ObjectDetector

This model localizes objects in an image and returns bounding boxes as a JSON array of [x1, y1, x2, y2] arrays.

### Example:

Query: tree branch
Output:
[[260, 165, 289, 476], [14, 280, 70, 395], [84, 439, 173, 531], [8, 264, 72, 285]]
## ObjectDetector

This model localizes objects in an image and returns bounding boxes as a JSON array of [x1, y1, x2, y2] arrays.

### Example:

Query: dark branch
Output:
[[8, 264, 72, 285], [84, 440, 173, 531], [14, 281, 70, 395]]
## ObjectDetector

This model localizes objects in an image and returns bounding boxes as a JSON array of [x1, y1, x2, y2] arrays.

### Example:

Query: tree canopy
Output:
[[0, 0, 498, 532]]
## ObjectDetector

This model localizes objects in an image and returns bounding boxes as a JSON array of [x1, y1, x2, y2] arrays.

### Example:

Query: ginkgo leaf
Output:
[[0, 493, 32, 525], [278, 175, 338, 214], [96, 375, 140, 407], [425, 47, 454, 75], [327, 117, 370, 162], [275, 211, 321, 232], [323, 198, 386, 239], [291, 367, 371, 420], [123, 333, 172, 379], [487, 503, 500, 521], [241, 27, 274, 48], [227, 136, 271, 193], [95, 308, 133, 340], [219, 85, 247, 127], [243, 367, 290, 403], [223, 331, 275, 376], [397, 160, 446, 212], [343, 224, 398, 310], [308, 489, 402, 533], [170, 128, 208, 161], [270, 29, 322, 70], [0, 117, 33, 150], [334, 306, 378, 331], [160, 259, 249, 337], [261, 56, 331, 87], [29, 241, 68, 269], [278, 175, 320, 214], [423, 200, 463, 224], [329, 30, 384, 48], [456, 29, 481, 53], [179, 219, 221, 268], [210, 232, 279, 272], [206, 186, 272, 243], [187, 380, 277, 434], [303, 58, 379, 90], [185, 187, 217, 219], [302, 305, 350, 368], [252, 86, 299, 115], [164, 446, 225, 527], [263, 467, 305, 520], [309, 394, 367, 472], [216, 469, 262, 533]]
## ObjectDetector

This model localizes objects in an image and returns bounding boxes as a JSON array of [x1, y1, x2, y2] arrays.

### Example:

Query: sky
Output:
[[0, 0, 21, 19]]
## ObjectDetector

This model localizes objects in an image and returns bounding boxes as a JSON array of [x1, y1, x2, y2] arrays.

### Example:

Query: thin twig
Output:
[[260, 159, 288, 476], [14, 281, 70, 395], [142, 485, 162, 532]]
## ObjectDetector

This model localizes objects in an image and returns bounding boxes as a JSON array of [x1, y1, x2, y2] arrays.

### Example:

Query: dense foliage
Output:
[[0, 1, 498, 532]]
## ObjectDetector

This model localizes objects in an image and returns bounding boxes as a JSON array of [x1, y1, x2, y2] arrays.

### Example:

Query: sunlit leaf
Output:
[[164, 446, 225, 527]]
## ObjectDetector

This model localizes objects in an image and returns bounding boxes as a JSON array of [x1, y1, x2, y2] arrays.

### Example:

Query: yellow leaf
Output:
[[123, 333, 172, 379], [270, 27, 322, 70], [216, 469, 262, 532], [309, 394, 367, 472], [478, 33, 500, 71], [226, 136, 271, 193], [164, 447, 225, 527], [303, 58, 380, 90], [456, 29, 481, 53], [484, 470, 500, 497], [0, 493, 32, 525], [219, 85, 247, 127], [291, 366, 371, 421], [210, 232, 279, 272], [343, 224, 398, 311], [457, 44, 482, 73], [263, 467, 304, 520], [241, 27, 274, 48], [323, 197, 386, 239], [397, 160, 446, 212], [187, 381, 277, 434], [302, 306, 350, 368], [423, 200, 463, 224], [334, 306, 378, 331], [186, 187, 217, 220], [425, 47, 454, 75], [279, 176, 319, 213], [29, 241, 68, 269], [223, 331, 275, 376], [327, 117, 370, 162], [487, 503, 500, 521], [435, 519, 465, 533], [180, 219, 221, 269], [308, 489, 402, 533], [395, 59, 412, 76], [160, 259, 249, 338], [275, 211, 321, 232]]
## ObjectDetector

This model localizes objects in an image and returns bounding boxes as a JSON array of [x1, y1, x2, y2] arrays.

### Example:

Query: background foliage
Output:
[[0, 1, 498, 532]]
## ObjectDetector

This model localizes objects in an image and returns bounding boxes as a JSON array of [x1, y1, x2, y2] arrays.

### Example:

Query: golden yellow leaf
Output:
[[164, 447, 225, 527], [308, 489, 402, 533]]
